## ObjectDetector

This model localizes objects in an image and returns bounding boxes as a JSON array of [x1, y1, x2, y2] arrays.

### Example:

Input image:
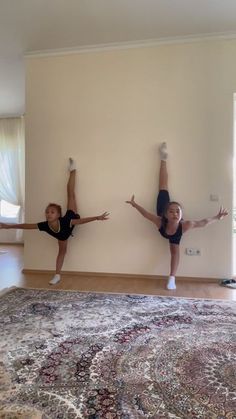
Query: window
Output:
[[0, 199, 20, 218]]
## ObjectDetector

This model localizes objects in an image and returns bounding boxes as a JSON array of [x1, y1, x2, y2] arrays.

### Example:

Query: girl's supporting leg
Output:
[[67, 158, 78, 213], [167, 243, 180, 290], [49, 240, 68, 285], [169, 243, 180, 276], [56, 240, 68, 274]]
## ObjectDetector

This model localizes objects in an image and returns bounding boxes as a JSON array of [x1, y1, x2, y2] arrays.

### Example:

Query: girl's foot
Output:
[[49, 274, 61, 285], [68, 157, 77, 171], [167, 275, 176, 290], [159, 142, 168, 161], [220, 279, 236, 288]]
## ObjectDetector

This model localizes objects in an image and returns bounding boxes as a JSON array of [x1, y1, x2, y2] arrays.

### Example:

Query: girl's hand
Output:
[[125, 194, 136, 207], [216, 206, 229, 220], [97, 212, 110, 221]]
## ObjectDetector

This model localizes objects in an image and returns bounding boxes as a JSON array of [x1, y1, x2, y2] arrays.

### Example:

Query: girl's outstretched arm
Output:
[[71, 212, 110, 225], [126, 195, 161, 228], [182, 206, 228, 232], [0, 223, 38, 229]]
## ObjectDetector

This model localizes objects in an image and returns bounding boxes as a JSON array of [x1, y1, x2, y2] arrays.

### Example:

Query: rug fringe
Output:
[[1, 286, 234, 302]]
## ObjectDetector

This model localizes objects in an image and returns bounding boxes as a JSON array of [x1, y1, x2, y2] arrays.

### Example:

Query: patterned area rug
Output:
[[0, 288, 236, 419]]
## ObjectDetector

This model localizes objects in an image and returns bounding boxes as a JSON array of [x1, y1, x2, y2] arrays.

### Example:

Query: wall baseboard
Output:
[[0, 242, 24, 245], [22, 269, 219, 283]]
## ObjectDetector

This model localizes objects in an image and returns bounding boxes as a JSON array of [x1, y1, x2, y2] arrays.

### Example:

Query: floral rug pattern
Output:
[[0, 288, 236, 418]]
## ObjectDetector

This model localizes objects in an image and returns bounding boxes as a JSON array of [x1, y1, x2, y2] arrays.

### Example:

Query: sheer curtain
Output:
[[0, 117, 25, 242]]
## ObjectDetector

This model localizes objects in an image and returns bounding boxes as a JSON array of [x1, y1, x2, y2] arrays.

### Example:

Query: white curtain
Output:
[[0, 117, 25, 241]]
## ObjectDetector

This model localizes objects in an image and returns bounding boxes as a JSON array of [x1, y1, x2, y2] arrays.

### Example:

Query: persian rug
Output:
[[0, 288, 236, 419]]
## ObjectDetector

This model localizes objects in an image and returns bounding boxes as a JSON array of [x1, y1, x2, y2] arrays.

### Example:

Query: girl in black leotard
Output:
[[126, 142, 228, 290], [0, 158, 109, 285]]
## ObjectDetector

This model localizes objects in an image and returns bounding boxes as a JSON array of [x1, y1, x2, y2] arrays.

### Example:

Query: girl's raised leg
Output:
[[67, 158, 78, 213], [158, 142, 168, 191], [156, 142, 169, 216]]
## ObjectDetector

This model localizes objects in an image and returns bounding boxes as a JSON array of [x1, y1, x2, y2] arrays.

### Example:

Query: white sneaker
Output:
[[167, 276, 176, 290], [68, 157, 77, 171], [159, 142, 168, 161], [49, 274, 61, 285]]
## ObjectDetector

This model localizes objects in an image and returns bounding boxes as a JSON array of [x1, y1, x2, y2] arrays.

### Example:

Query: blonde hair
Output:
[[45, 203, 62, 217]]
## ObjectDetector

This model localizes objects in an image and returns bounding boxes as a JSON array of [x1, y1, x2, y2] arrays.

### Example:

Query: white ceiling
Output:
[[1, 0, 236, 117]]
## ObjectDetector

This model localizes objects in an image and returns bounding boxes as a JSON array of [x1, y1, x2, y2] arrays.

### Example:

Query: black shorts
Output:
[[156, 189, 170, 216], [66, 209, 80, 221], [66, 210, 80, 233], [66, 210, 80, 238]]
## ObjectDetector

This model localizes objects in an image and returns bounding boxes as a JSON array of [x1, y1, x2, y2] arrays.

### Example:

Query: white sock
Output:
[[167, 275, 176, 290], [68, 157, 77, 171], [49, 274, 61, 285], [159, 142, 168, 161]]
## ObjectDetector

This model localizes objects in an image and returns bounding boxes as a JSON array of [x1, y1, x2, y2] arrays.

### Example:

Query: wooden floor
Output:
[[0, 244, 236, 300]]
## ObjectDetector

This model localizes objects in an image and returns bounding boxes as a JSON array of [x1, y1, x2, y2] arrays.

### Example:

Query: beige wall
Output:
[[25, 39, 236, 278]]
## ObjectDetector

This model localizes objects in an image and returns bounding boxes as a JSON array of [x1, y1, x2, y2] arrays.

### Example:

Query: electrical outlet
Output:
[[185, 248, 201, 256], [210, 194, 219, 202]]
